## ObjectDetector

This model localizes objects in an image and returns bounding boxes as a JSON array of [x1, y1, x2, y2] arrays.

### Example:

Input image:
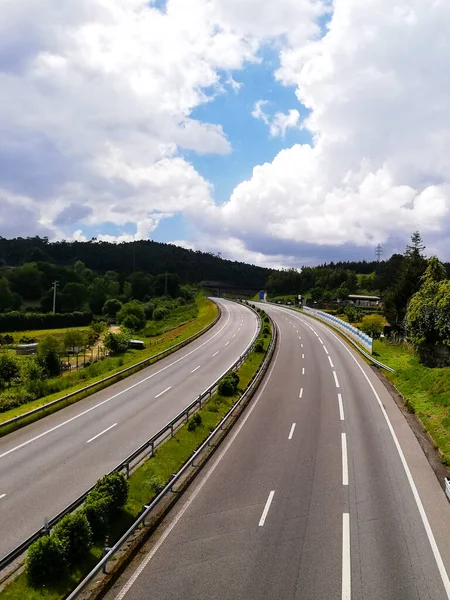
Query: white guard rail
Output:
[[303, 306, 373, 355]]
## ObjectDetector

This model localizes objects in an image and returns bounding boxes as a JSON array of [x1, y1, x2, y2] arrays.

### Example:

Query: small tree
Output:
[[360, 314, 386, 337], [63, 330, 86, 354], [117, 301, 146, 330], [103, 330, 131, 355], [0, 355, 20, 388], [102, 298, 122, 320], [37, 336, 62, 377]]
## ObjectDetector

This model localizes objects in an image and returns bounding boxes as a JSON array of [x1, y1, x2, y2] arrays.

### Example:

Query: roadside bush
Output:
[[117, 301, 146, 330], [122, 314, 141, 331], [0, 354, 20, 387], [104, 330, 131, 355], [83, 491, 113, 539], [0, 389, 35, 412], [262, 325, 270, 335], [94, 473, 129, 512], [218, 372, 240, 396], [19, 335, 37, 344], [52, 512, 93, 565], [187, 412, 203, 431], [147, 472, 166, 495], [26, 535, 67, 587], [254, 339, 264, 353]]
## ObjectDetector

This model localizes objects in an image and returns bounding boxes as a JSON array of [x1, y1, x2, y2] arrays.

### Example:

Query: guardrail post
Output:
[[142, 505, 150, 526], [101, 537, 111, 574], [170, 423, 174, 438], [150, 441, 154, 457], [125, 463, 130, 479], [44, 517, 50, 536]]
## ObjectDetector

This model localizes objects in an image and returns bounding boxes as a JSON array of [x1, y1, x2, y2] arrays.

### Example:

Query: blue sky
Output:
[[2, 0, 449, 267]]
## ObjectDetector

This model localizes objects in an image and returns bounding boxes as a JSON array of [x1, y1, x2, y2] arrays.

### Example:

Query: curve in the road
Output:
[[0, 298, 258, 561], [104, 302, 450, 600]]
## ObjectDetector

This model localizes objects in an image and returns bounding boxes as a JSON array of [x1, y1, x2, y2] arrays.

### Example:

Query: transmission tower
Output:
[[375, 244, 383, 262]]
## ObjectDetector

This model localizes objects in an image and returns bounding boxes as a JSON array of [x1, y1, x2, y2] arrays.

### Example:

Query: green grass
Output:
[[0, 317, 271, 600], [0, 296, 218, 430], [373, 339, 450, 464]]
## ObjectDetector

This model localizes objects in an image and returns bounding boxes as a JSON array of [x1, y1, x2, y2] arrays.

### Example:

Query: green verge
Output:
[[0, 296, 218, 434], [373, 339, 450, 465], [0, 317, 271, 600]]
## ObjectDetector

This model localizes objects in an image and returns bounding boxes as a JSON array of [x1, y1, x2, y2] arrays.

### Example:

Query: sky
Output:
[[1, 0, 450, 268]]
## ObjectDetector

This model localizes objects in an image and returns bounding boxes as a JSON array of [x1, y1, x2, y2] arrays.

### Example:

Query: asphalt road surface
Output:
[[0, 298, 258, 561], [106, 302, 450, 600]]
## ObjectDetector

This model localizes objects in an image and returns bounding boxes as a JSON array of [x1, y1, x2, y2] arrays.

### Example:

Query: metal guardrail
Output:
[[265, 302, 394, 373], [0, 304, 223, 433], [445, 478, 450, 503], [0, 303, 261, 572], [65, 312, 276, 600]]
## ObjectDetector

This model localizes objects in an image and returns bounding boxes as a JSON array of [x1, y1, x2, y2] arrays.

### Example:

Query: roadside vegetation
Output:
[[0, 295, 217, 426], [0, 309, 272, 600]]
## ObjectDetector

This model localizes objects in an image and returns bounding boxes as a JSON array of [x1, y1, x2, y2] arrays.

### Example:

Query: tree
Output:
[[88, 278, 108, 314], [406, 257, 450, 365], [0, 355, 20, 387], [102, 298, 122, 320], [383, 232, 427, 331], [337, 284, 350, 301], [61, 282, 88, 312], [37, 335, 62, 377], [0, 277, 14, 311], [103, 330, 131, 355], [117, 301, 146, 330], [63, 330, 86, 354], [360, 314, 386, 337], [8, 262, 44, 300]]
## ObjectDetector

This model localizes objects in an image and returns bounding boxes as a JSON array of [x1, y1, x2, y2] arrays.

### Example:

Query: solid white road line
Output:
[[342, 513, 351, 600], [288, 423, 296, 440], [155, 386, 172, 399], [212, 351, 219, 357], [299, 388, 303, 398], [324, 346, 329, 355], [113, 322, 283, 600], [86, 423, 117, 444], [0, 494, 6, 499], [302, 367, 305, 375], [259, 491, 275, 526], [328, 356, 335, 368], [0, 301, 244, 460], [333, 371, 340, 388], [225, 341, 230, 346], [303, 314, 450, 597], [191, 365, 201, 373], [338, 393, 345, 421], [342, 433, 349, 486]]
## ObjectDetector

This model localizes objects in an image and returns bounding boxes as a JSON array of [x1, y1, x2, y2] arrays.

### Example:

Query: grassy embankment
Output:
[[373, 339, 450, 465], [0, 318, 271, 600], [0, 296, 217, 428]]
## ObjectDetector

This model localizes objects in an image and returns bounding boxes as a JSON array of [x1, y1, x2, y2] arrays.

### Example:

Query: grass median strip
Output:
[[0, 313, 271, 600], [0, 296, 218, 435]]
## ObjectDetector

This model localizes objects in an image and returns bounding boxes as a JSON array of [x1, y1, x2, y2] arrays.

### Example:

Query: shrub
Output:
[[147, 472, 166, 495], [26, 535, 67, 586], [52, 512, 93, 565], [153, 306, 170, 321], [122, 314, 141, 331], [117, 301, 146, 330], [0, 354, 20, 387], [254, 339, 264, 353], [0, 311, 92, 333], [94, 473, 129, 513], [19, 335, 37, 344], [262, 325, 270, 335], [0, 389, 35, 412], [83, 491, 113, 539], [102, 298, 122, 320], [187, 412, 203, 431], [104, 330, 131, 355], [218, 372, 240, 396]]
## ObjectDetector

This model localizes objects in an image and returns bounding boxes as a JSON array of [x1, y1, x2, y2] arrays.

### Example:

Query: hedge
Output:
[[0, 311, 93, 332]]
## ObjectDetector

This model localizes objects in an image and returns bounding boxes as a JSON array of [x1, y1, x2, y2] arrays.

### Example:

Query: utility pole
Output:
[[375, 244, 383, 262], [52, 281, 59, 313]]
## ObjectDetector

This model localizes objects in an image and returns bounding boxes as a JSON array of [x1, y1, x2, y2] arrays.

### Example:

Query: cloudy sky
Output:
[[1, 0, 449, 267]]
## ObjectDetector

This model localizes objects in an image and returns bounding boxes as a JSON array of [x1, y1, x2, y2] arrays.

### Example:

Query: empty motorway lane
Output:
[[0, 298, 258, 560], [105, 303, 450, 600]]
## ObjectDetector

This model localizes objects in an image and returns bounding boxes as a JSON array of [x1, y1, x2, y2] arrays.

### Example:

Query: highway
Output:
[[0, 298, 258, 561], [106, 302, 450, 600]]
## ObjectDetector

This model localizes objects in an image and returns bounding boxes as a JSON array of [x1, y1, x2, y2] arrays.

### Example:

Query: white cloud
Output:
[[269, 109, 301, 137], [251, 100, 270, 125], [201, 0, 450, 261]]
